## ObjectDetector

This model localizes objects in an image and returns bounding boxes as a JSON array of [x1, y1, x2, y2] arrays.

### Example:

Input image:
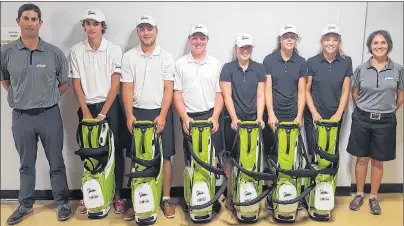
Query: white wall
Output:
[[1, 2, 402, 191]]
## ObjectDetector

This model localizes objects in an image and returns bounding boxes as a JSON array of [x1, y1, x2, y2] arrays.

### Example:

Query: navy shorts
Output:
[[347, 107, 397, 162]]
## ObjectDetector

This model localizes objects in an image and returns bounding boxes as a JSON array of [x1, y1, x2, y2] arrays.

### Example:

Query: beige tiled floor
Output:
[[1, 194, 402, 226]]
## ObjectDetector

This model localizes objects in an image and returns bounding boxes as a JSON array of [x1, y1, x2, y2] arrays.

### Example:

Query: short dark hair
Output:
[[366, 30, 393, 54], [17, 3, 42, 21]]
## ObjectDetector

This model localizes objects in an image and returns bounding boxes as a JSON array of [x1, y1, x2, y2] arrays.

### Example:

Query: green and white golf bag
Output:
[[75, 119, 115, 219], [184, 120, 227, 223], [126, 121, 163, 225], [304, 120, 340, 221], [229, 121, 277, 223], [266, 122, 317, 223]]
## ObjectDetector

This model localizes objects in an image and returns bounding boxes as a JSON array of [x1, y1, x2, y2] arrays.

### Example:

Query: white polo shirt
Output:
[[174, 52, 222, 113], [120, 45, 174, 109], [69, 37, 122, 104]]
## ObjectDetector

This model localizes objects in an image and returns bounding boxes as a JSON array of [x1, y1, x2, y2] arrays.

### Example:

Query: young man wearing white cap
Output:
[[173, 23, 224, 213], [304, 24, 353, 157], [220, 33, 266, 211], [121, 15, 176, 219], [69, 8, 127, 214]]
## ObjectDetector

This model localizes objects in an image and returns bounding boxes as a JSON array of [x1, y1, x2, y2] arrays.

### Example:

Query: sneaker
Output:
[[57, 204, 72, 221], [369, 198, 382, 215], [76, 200, 86, 214], [124, 208, 135, 221], [6, 205, 33, 225], [349, 194, 364, 211], [160, 199, 176, 218], [114, 199, 127, 214]]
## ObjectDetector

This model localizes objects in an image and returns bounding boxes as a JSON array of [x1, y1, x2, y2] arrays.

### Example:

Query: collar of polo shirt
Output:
[[136, 45, 161, 57], [187, 52, 210, 64], [84, 37, 108, 52], [16, 37, 46, 52], [366, 57, 394, 70], [276, 49, 297, 63], [235, 59, 254, 71], [320, 52, 342, 63]]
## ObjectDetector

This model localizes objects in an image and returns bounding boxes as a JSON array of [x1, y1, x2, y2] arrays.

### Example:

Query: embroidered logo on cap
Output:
[[194, 25, 203, 29], [328, 25, 336, 30], [241, 36, 249, 40], [284, 25, 292, 30], [88, 11, 95, 15], [140, 16, 149, 20]]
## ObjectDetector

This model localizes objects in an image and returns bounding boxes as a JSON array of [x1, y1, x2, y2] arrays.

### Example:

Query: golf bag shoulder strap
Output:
[[126, 121, 161, 183], [186, 121, 228, 211], [270, 183, 316, 205], [75, 119, 111, 175]]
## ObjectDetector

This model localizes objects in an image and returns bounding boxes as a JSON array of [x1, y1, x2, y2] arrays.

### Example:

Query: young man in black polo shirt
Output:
[[1, 3, 71, 225]]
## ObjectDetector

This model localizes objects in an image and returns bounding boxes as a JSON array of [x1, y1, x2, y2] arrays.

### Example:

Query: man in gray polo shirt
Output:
[[1, 4, 71, 225]]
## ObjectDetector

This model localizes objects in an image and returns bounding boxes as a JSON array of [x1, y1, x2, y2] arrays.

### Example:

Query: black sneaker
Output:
[[7, 205, 33, 225], [57, 204, 72, 221]]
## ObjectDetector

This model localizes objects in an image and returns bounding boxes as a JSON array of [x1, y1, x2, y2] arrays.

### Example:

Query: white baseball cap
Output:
[[83, 9, 105, 22], [189, 24, 209, 37], [235, 33, 254, 47], [322, 24, 341, 35], [136, 15, 156, 27], [279, 24, 298, 36]]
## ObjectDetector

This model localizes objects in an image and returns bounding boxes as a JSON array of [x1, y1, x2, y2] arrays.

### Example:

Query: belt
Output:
[[15, 104, 57, 115], [356, 108, 395, 120]]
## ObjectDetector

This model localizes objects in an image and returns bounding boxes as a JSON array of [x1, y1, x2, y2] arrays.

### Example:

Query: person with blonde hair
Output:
[[304, 24, 353, 156], [220, 33, 266, 211]]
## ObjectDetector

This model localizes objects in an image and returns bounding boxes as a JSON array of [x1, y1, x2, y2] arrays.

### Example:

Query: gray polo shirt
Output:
[[220, 60, 266, 120], [0, 38, 68, 110], [352, 58, 403, 114], [263, 50, 308, 120], [307, 53, 353, 118]]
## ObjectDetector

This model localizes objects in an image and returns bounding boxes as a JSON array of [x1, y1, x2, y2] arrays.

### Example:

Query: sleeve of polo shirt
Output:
[[351, 67, 361, 88], [263, 56, 272, 76], [257, 63, 266, 82], [345, 56, 354, 78], [112, 46, 123, 75], [163, 53, 175, 81], [307, 59, 314, 76], [398, 67, 404, 89], [299, 61, 309, 78], [120, 53, 133, 83], [173, 61, 183, 91], [219, 63, 231, 82], [216, 62, 223, 92], [0, 47, 10, 81], [56, 48, 69, 83], [69, 48, 80, 79]]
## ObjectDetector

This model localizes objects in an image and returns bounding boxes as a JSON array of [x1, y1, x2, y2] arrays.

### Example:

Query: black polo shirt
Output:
[[263, 50, 308, 120], [220, 60, 266, 120], [307, 53, 353, 118]]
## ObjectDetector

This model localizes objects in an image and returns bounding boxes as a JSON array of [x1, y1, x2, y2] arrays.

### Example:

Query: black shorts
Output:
[[347, 107, 397, 162], [133, 107, 175, 160], [181, 108, 223, 166]]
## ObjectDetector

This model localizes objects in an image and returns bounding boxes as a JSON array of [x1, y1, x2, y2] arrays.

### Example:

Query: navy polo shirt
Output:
[[220, 60, 266, 120], [307, 53, 353, 118], [263, 50, 308, 120]]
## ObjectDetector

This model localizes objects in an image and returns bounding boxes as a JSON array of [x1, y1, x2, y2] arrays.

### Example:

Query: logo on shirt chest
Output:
[[36, 64, 46, 68]]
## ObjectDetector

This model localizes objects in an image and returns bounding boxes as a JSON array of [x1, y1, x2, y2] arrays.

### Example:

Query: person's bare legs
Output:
[[349, 157, 370, 211], [369, 159, 383, 215], [160, 159, 175, 218]]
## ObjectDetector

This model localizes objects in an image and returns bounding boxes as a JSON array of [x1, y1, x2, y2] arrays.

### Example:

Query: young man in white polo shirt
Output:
[[120, 15, 176, 219], [173, 24, 224, 213], [69, 8, 127, 215]]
